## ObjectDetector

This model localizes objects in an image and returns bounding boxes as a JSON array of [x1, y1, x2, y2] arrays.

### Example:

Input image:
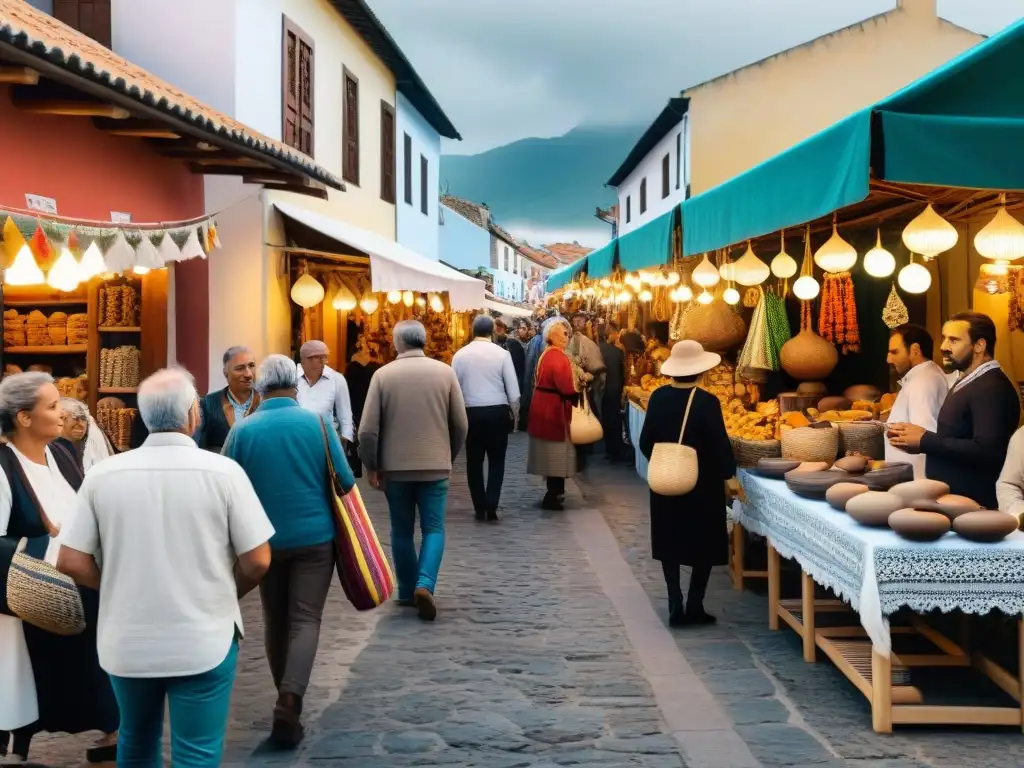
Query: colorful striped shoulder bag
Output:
[[318, 421, 395, 610]]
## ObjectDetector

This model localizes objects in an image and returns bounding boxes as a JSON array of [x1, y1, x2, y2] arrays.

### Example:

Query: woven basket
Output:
[[730, 436, 781, 467], [781, 426, 839, 463], [837, 422, 885, 460], [6, 551, 86, 636]]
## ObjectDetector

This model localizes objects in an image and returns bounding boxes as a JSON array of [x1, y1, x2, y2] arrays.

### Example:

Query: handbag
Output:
[[569, 389, 603, 445], [6, 542, 86, 636], [319, 421, 395, 610], [646, 388, 700, 496]]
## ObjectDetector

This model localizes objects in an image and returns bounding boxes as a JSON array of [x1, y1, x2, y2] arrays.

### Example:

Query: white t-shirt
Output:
[[62, 432, 275, 679]]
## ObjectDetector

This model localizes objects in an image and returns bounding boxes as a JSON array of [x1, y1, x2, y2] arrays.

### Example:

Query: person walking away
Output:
[[56, 397, 116, 472], [888, 311, 1020, 509], [882, 324, 950, 479], [57, 368, 274, 767], [452, 315, 521, 522], [639, 341, 736, 627], [599, 325, 628, 462], [0, 372, 118, 765], [297, 340, 354, 444], [195, 346, 260, 452], [527, 317, 579, 511], [359, 321, 467, 621], [222, 355, 355, 747]]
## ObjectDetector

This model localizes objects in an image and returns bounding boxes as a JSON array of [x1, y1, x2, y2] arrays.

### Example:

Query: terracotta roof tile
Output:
[[517, 244, 558, 269], [544, 242, 592, 265], [0, 0, 341, 189], [441, 194, 488, 228]]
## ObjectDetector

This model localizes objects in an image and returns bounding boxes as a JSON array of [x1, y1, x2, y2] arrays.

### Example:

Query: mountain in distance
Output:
[[440, 123, 645, 243]]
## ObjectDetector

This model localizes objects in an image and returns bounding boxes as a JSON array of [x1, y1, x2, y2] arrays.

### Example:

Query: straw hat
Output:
[[660, 340, 721, 377]]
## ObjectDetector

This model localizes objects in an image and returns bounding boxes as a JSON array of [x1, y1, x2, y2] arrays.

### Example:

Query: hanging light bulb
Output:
[[696, 289, 714, 305], [415, 296, 426, 307], [46, 246, 80, 292], [734, 242, 770, 286], [387, 290, 402, 305], [792, 275, 820, 301], [600, 278, 612, 288], [974, 195, 1024, 269], [902, 203, 958, 260], [770, 232, 798, 278], [5, 244, 44, 286], [692, 254, 720, 288], [862, 230, 895, 278], [637, 270, 652, 284], [666, 270, 680, 285], [360, 294, 380, 314], [897, 258, 932, 294], [331, 283, 358, 312], [429, 293, 445, 313], [77, 241, 107, 281], [616, 289, 632, 304], [814, 221, 858, 273], [290, 270, 325, 308], [723, 287, 740, 305], [638, 289, 653, 302], [679, 285, 693, 302], [402, 290, 414, 307], [583, 285, 596, 297]]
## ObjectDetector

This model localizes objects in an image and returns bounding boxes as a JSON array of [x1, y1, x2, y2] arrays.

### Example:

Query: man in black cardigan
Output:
[[888, 311, 1020, 509]]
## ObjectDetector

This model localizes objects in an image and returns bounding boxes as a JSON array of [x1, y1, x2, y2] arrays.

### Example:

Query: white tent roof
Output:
[[273, 202, 485, 311]]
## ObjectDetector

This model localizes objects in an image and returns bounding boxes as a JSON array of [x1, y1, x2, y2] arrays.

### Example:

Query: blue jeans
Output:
[[385, 478, 448, 599], [109, 640, 238, 767]]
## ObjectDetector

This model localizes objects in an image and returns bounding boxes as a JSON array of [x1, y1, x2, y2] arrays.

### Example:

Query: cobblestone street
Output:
[[26, 434, 1024, 767]]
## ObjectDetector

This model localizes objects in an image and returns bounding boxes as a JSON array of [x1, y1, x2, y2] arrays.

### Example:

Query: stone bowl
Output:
[[754, 458, 802, 480], [833, 455, 869, 474], [825, 482, 870, 511], [910, 494, 981, 521], [888, 509, 950, 542], [846, 491, 903, 527], [889, 479, 951, 507], [850, 463, 914, 492], [785, 470, 849, 500], [953, 511, 1020, 543]]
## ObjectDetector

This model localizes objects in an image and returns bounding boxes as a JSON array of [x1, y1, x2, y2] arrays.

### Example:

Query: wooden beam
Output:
[[242, 170, 309, 186], [93, 117, 180, 139], [158, 147, 226, 160], [261, 183, 329, 200], [187, 163, 276, 176], [281, 247, 370, 265], [0, 66, 39, 85], [11, 95, 129, 118], [189, 156, 262, 167]]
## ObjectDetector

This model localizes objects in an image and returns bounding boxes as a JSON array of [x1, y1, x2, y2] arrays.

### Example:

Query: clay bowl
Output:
[[888, 509, 951, 542], [953, 511, 1020, 543], [785, 470, 850, 500], [825, 482, 870, 511], [846, 491, 903, 527], [889, 479, 951, 507], [817, 396, 851, 412], [851, 463, 915, 492], [910, 494, 981, 521], [754, 458, 802, 480], [797, 382, 828, 397], [834, 455, 869, 474]]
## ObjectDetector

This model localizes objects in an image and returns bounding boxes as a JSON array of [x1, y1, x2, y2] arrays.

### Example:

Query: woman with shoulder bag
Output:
[[638, 341, 736, 628], [0, 372, 118, 764]]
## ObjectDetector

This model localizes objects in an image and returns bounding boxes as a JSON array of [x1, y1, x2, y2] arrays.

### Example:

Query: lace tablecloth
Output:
[[736, 470, 1024, 655]]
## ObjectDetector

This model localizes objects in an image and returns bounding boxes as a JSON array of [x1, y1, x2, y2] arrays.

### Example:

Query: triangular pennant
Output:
[[209, 220, 222, 249], [179, 228, 207, 261], [2, 216, 27, 270], [104, 230, 136, 273], [157, 231, 182, 263], [135, 232, 164, 270], [169, 228, 190, 250]]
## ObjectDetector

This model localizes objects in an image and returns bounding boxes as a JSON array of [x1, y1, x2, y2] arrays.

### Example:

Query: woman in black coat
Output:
[[639, 341, 736, 628]]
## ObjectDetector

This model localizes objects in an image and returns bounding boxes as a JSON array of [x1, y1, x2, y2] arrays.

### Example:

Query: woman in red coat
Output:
[[527, 317, 580, 510]]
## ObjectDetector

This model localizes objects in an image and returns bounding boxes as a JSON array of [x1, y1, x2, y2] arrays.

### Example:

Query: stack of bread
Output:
[[47, 312, 67, 345], [4, 310, 26, 348], [67, 313, 88, 345], [25, 311, 49, 346], [100, 345, 141, 389], [96, 405, 137, 451], [98, 284, 140, 327]]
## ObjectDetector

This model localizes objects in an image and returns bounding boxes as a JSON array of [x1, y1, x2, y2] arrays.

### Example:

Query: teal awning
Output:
[[546, 259, 585, 291], [585, 238, 618, 280], [682, 18, 1024, 256], [617, 208, 675, 272]]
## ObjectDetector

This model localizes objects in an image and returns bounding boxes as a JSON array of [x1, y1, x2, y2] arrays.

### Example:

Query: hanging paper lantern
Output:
[[691, 254, 720, 288], [770, 243, 797, 279], [862, 230, 895, 278], [696, 289, 714, 305], [179, 228, 207, 261], [360, 294, 380, 314], [599, 278, 612, 289], [616, 289, 632, 304], [47, 246, 80, 292], [723, 287, 741, 305], [291, 271, 324, 308], [2, 216, 26, 269], [78, 242, 107, 280], [332, 283, 358, 311], [387, 290, 402, 305], [429, 293, 445, 313], [415, 296, 426, 307], [666, 271, 680, 286], [901, 203, 957, 260], [897, 260, 931, 294], [734, 242, 770, 286], [974, 200, 1024, 266], [792, 275, 820, 301], [638, 289, 653, 302], [402, 290, 414, 307], [718, 260, 735, 282], [5, 244, 44, 286], [813, 223, 857, 273]]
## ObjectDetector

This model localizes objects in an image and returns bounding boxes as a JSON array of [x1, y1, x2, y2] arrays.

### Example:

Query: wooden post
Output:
[[731, 523, 744, 590], [871, 648, 893, 733], [767, 542, 780, 631], [801, 570, 816, 663]]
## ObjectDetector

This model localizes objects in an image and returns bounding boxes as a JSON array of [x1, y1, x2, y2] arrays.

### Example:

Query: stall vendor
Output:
[[888, 312, 1020, 508], [195, 345, 261, 452]]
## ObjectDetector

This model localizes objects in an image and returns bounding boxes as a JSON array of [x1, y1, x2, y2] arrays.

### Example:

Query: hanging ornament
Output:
[[291, 269, 324, 308], [29, 224, 52, 268], [696, 289, 714, 305], [666, 270, 680, 286], [78, 241, 107, 280], [153, 232, 181, 265], [718, 259, 735, 282], [429, 293, 445, 313], [813, 217, 857, 273], [818, 272, 860, 355], [897, 255, 931, 294], [691, 254, 721, 288], [47, 246, 80, 292], [770, 231, 797, 278], [4, 244, 44, 286], [134, 234, 165, 276], [901, 203, 957, 260], [2, 216, 26, 269], [862, 229, 895, 278], [387, 290, 402, 305], [360, 293, 380, 314], [331, 282, 358, 311], [179, 228, 207, 261], [742, 287, 760, 308], [792, 225, 820, 301], [104, 230, 136, 273], [723, 287, 740, 305], [734, 241, 770, 286], [974, 194, 1024, 271], [402, 290, 414, 307], [638, 289, 653, 303], [882, 283, 910, 329], [415, 296, 426, 307]]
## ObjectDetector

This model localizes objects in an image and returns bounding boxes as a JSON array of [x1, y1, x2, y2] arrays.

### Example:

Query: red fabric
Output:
[[528, 347, 577, 441]]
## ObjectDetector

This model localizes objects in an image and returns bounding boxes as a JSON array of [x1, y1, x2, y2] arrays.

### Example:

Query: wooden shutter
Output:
[[403, 134, 413, 204], [420, 155, 428, 215], [380, 102, 396, 203], [343, 68, 360, 185], [282, 17, 314, 156], [298, 36, 314, 156], [54, 0, 111, 48]]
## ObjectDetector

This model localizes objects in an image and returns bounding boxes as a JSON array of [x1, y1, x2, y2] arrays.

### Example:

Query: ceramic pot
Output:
[[785, 470, 850, 500], [825, 482, 869, 511], [780, 330, 838, 381], [796, 382, 827, 397], [889, 510, 950, 542], [846, 491, 903, 526], [817, 396, 851, 412], [851, 463, 914, 491], [953, 511, 1020, 543], [911, 494, 981, 520], [754, 458, 802, 480], [889, 480, 951, 507]]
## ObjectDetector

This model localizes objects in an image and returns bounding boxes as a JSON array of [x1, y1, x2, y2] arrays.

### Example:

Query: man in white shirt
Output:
[[57, 367, 274, 767], [883, 324, 949, 479], [451, 314, 520, 522], [295, 340, 354, 442]]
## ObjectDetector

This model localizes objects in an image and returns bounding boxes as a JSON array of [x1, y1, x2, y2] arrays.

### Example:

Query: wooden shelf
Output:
[[98, 387, 138, 394], [99, 326, 141, 333], [5, 344, 87, 354], [5, 299, 87, 307]]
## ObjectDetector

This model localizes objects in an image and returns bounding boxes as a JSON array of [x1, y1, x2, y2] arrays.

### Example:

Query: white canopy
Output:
[[273, 202, 485, 311], [482, 297, 534, 318]]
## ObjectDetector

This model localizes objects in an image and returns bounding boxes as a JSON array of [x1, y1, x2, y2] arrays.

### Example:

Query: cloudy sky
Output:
[[368, 0, 1020, 156]]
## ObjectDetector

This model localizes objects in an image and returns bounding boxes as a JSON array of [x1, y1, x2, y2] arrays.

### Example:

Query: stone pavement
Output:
[[24, 434, 1024, 767]]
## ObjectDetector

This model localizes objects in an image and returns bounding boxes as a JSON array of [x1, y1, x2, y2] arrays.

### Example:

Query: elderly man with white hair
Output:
[[58, 367, 274, 767], [223, 354, 355, 748], [296, 340, 354, 443], [359, 320, 468, 621]]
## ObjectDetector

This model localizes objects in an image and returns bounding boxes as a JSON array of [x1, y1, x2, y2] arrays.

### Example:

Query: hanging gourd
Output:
[[813, 215, 857, 273], [881, 283, 910, 329], [901, 203, 958, 260], [780, 301, 838, 382], [734, 241, 770, 286]]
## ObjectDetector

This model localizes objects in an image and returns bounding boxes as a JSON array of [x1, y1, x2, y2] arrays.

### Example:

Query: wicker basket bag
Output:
[[730, 436, 782, 468], [781, 425, 839, 463], [6, 548, 86, 636], [569, 391, 603, 445], [837, 422, 885, 460], [647, 389, 699, 496]]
